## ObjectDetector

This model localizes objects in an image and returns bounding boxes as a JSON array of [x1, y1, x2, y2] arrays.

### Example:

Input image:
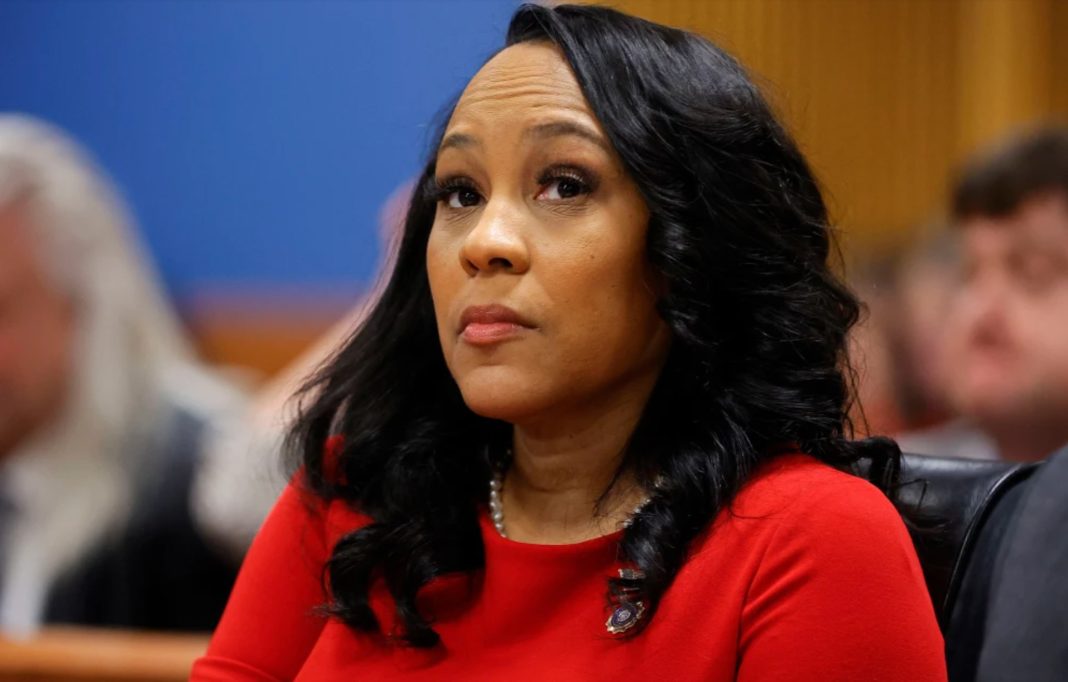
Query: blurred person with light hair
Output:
[[0, 115, 244, 634], [930, 126, 1068, 462]]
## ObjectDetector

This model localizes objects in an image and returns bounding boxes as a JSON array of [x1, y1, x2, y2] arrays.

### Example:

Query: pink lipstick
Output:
[[459, 304, 534, 346]]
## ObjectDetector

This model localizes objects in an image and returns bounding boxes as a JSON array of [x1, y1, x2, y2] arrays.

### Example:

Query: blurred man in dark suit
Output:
[[972, 445, 1068, 682]]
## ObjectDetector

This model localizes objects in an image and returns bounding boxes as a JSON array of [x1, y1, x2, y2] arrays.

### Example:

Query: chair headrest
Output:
[[855, 453, 1038, 627]]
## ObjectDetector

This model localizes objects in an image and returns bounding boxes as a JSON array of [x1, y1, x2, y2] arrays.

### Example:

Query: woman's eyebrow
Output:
[[437, 120, 609, 155], [439, 132, 479, 154], [524, 120, 609, 153]]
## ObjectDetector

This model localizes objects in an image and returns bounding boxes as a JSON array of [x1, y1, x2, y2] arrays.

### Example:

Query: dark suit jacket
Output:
[[948, 445, 1068, 681], [44, 406, 238, 631]]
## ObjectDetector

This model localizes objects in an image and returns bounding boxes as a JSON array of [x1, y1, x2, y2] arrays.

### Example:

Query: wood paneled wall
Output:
[[592, 0, 1068, 254]]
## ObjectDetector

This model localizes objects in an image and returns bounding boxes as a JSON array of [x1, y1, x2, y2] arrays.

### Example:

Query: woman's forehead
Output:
[[447, 42, 596, 133]]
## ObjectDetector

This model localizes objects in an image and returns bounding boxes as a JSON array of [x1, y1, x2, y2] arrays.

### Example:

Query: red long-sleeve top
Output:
[[192, 454, 946, 681]]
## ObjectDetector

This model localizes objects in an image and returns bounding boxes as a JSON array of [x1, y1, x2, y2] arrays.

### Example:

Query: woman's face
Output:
[[426, 42, 671, 424]]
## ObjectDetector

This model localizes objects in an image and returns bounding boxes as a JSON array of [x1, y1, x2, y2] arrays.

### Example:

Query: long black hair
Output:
[[289, 3, 898, 648]]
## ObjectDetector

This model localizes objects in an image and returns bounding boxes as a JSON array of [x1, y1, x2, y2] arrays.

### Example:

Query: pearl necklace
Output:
[[487, 465, 660, 539], [488, 460, 663, 634]]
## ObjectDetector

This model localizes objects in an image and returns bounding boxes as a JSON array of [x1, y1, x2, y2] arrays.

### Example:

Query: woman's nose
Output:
[[459, 198, 531, 276]]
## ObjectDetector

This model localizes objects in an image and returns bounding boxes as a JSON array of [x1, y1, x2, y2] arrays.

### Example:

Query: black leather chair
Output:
[[858, 453, 1038, 630]]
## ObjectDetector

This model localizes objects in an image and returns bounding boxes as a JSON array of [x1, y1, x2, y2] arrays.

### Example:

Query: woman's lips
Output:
[[461, 322, 526, 345], [458, 304, 534, 346]]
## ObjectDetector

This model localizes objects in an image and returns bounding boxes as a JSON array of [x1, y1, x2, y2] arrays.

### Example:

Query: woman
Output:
[[194, 5, 945, 680]]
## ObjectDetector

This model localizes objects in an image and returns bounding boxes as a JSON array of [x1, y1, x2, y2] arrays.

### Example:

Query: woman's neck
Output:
[[499, 390, 653, 544]]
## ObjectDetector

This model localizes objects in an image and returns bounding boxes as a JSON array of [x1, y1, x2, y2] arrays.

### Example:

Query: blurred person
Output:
[[0, 115, 244, 634], [967, 443, 1068, 682], [194, 5, 944, 680], [926, 127, 1068, 462], [943, 442, 1068, 682], [890, 230, 1000, 460]]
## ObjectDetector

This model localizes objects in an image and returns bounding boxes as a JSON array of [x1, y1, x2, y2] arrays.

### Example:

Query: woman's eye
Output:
[[538, 176, 589, 201], [446, 187, 481, 209]]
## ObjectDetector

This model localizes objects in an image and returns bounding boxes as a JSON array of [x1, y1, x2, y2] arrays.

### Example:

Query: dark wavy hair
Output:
[[952, 125, 1068, 221], [289, 3, 898, 648]]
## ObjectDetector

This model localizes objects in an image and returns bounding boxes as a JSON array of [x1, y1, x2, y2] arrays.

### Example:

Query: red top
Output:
[[192, 454, 946, 681]]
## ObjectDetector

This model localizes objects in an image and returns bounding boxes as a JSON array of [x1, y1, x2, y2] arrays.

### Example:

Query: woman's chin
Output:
[[456, 379, 553, 423]]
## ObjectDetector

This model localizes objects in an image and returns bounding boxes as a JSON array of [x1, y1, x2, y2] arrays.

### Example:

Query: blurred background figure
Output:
[[875, 228, 1000, 461], [900, 127, 1068, 462], [0, 115, 245, 635]]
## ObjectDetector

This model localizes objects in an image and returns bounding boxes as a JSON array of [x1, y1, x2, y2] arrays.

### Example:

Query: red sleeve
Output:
[[737, 476, 947, 682], [191, 478, 332, 681]]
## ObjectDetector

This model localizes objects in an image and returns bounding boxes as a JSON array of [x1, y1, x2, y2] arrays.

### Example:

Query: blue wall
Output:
[[0, 0, 519, 302]]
